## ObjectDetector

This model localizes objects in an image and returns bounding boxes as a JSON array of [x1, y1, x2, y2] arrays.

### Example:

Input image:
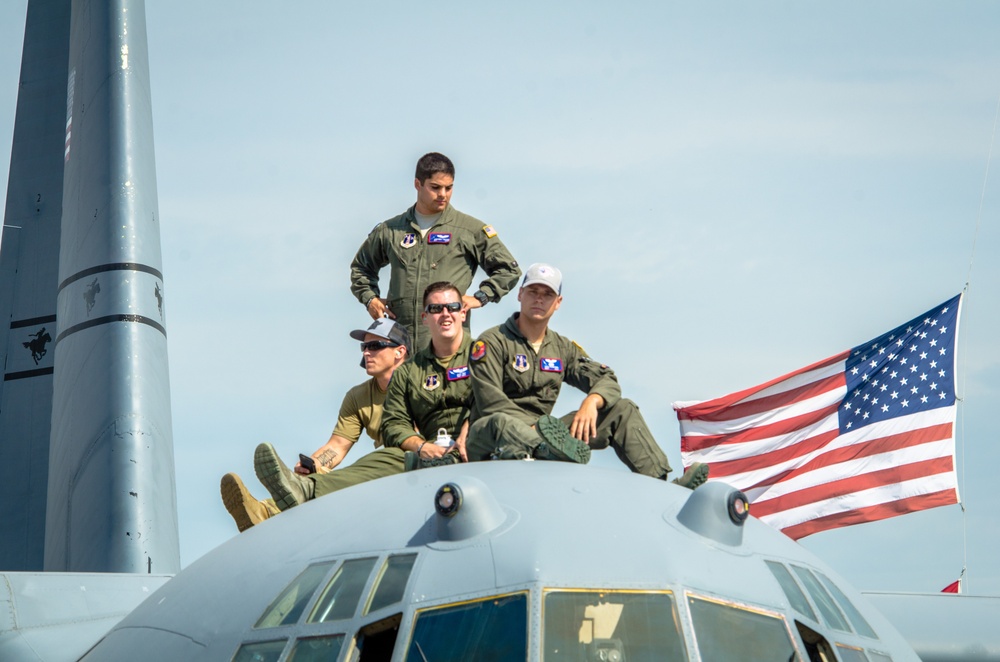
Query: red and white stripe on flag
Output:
[[674, 295, 962, 540]]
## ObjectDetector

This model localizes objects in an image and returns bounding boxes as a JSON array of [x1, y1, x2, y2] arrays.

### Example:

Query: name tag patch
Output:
[[428, 233, 451, 244], [540, 358, 563, 373], [447, 366, 470, 381]]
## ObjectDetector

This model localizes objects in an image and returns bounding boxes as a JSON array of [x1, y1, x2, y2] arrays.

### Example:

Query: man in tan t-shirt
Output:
[[220, 318, 409, 532]]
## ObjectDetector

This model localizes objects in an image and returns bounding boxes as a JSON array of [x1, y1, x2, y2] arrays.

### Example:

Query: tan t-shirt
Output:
[[332, 377, 387, 447]]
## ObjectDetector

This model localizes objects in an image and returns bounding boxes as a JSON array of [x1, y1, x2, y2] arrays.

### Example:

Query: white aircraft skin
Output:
[[77, 462, 922, 661]]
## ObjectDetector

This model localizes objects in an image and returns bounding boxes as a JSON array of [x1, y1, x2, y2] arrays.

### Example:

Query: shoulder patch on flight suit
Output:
[[482, 225, 497, 238], [423, 374, 440, 391], [540, 357, 563, 373], [471, 340, 487, 361], [400, 233, 417, 248]]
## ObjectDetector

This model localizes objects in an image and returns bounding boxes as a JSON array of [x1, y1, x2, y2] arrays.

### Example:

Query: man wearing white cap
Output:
[[466, 263, 707, 487], [220, 318, 409, 531]]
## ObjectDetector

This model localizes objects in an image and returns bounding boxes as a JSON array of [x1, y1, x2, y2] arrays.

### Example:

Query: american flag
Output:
[[674, 294, 962, 540]]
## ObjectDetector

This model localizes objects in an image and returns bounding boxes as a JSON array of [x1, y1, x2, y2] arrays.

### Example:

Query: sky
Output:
[[2, 1, 1000, 596]]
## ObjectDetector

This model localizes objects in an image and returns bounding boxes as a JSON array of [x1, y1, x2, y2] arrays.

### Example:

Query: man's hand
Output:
[[570, 394, 604, 444], [419, 442, 449, 459], [461, 294, 483, 313], [454, 421, 470, 462], [366, 297, 395, 320], [296, 434, 353, 474]]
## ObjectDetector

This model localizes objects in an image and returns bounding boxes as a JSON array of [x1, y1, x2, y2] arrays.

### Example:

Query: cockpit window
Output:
[[791, 566, 851, 633], [816, 571, 877, 638], [835, 643, 869, 661], [867, 650, 893, 661], [405, 592, 527, 661], [765, 561, 817, 622], [308, 557, 378, 623], [255, 562, 336, 629], [688, 594, 799, 661], [232, 639, 286, 662], [286, 634, 346, 661], [365, 553, 417, 615], [543, 590, 686, 661]]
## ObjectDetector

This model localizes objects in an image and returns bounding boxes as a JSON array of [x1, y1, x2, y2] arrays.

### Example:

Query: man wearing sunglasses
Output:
[[350, 152, 521, 351], [249, 283, 475, 515], [221, 318, 410, 531], [379, 281, 475, 469], [466, 263, 708, 488]]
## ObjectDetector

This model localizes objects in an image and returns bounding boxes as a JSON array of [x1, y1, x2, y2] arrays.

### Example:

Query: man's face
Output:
[[362, 332, 402, 378], [422, 288, 466, 345], [414, 172, 454, 215], [518, 284, 562, 324]]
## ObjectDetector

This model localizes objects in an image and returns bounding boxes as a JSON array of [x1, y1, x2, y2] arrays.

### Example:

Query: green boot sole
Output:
[[254, 443, 313, 511], [535, 415, 591, 464]]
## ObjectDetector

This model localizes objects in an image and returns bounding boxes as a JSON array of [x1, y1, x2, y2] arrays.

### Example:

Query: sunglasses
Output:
[[360, 340, 398, 352], [424, 302, 463, 314]]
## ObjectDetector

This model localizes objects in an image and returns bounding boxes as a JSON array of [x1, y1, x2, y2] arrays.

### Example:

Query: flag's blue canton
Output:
[[839, 295, 960, 434]]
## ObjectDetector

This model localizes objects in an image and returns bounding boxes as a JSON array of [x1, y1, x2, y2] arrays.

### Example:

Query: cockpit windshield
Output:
[[543, 590, 686, 661], [405, 592, 528, 661], [687, 594, 799, 661]]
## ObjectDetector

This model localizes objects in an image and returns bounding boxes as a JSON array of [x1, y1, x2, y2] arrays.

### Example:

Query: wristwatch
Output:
[[473, 290, 490, 307]]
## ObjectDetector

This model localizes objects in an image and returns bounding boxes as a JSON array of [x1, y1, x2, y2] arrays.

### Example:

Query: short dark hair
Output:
[[415, 152, 455, 183], [423, 281, 462, 306]]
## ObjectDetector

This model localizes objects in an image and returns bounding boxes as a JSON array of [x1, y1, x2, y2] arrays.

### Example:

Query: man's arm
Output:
[[381, 365, 452, 460], [563, 341, 621, 443], [307, 379, 374, 474], [294, 433, 354, 475], [470, 335, 529, 422], [569, 393, 605, 444], [397, 433, 450, 459], [350, 223, 391, 317], [379, 362, 421, 449], [473, 228, 522, 303], [453, 418, 470, 462]]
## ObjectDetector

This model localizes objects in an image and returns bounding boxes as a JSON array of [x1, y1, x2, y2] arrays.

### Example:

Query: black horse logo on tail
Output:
[[83, 277, 100, 314], [23, 328, 52, 365]]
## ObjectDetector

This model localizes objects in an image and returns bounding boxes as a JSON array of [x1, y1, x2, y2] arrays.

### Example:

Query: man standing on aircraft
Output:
[[220, 317, 409, 531], [350, 152, 521, 350], [466, 263, 708, 488], [253, 282, 475, 512]]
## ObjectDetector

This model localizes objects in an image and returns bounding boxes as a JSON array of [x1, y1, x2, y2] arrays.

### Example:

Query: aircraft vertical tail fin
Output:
[[43, 0, 179, 574], [0, 0, 179, 574], [0, 0, 72, 572]]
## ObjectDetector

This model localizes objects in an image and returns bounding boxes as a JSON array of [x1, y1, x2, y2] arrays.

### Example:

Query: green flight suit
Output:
[[380, 334, 475, 450], [350, 205, 521, 350], [467, 314, 672, 479]]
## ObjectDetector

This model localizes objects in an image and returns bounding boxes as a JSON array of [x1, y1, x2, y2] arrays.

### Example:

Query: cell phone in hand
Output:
[[299, 453, 317, 474]]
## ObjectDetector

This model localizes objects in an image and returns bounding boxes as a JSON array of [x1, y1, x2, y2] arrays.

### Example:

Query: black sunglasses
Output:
[[360, 340, 398, 352], [424, 302, 463, 314]]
